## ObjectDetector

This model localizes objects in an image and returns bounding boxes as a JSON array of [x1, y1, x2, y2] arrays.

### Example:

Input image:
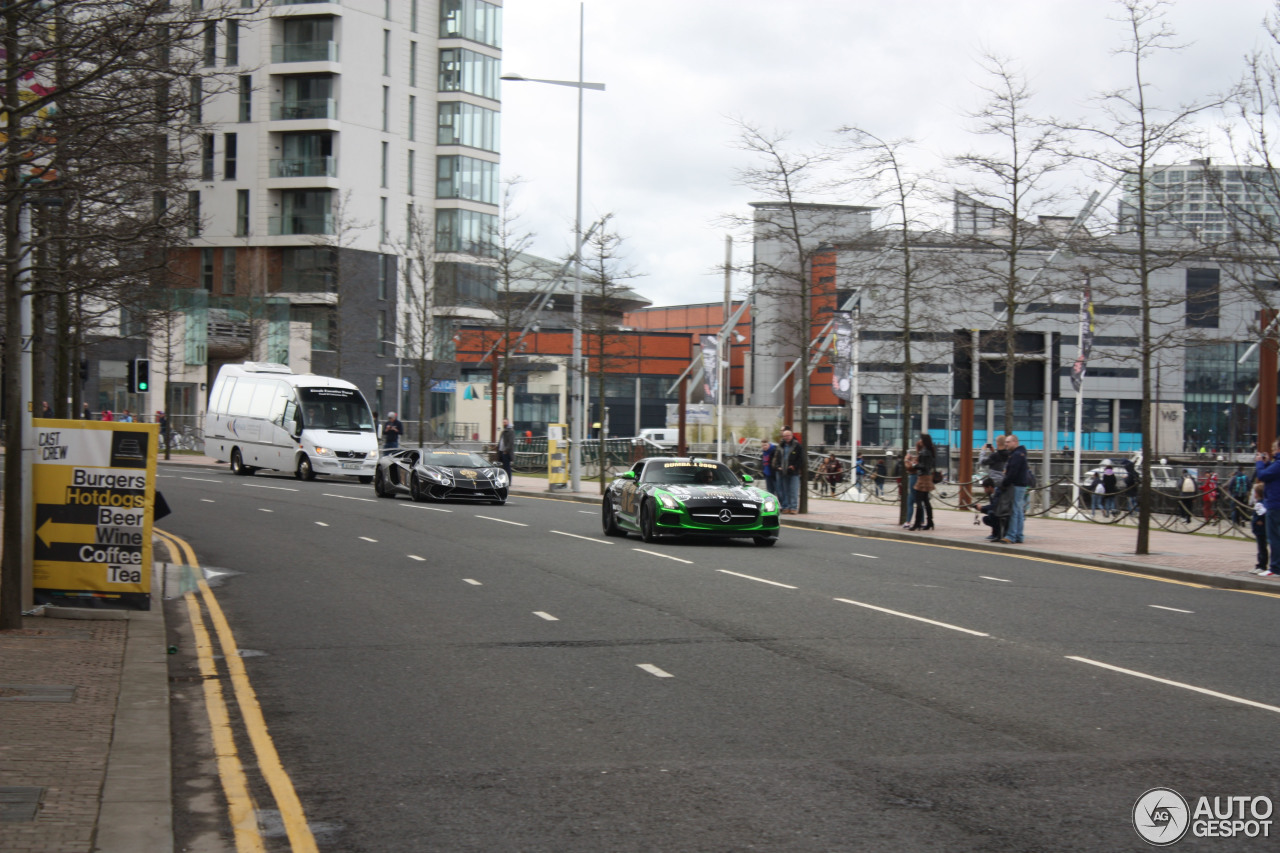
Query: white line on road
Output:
[[201, 499, 215, 503], [1148, 605, 1194, 613], [323, 493, 376, 502], [182, 477, 221, 484], [1067, 656, 1280, 714], [851, 553, 879, 559], [476, 515, 528, 526], [981, 576, 1012, 583], [408, 555, 426, 561], [550, 530, 614, 545], [833, 598, 990, 637], [401, 504, 452, 512], [637, 664, 674, 678], [578, 510, 594, 515], [463, 579, 482, 585], [258, 508, 273, 513], [243, 483, 298, 492], [359, 536, 378, 543], [533, 611, 559, 621], [315, 522, 328, 526], [718, 569, 796, 588], [633, 549, 693, 564]]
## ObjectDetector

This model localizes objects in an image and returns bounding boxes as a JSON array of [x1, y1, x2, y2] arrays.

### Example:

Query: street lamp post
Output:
[[501, 2, 605, 492]]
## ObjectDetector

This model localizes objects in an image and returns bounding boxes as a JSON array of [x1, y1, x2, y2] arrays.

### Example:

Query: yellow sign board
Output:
[[31, 420, 158, 610], [547, 422, 568, 489]]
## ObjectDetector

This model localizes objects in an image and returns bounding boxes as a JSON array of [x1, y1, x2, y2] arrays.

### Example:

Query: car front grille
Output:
[[684, 499, 761, 526]]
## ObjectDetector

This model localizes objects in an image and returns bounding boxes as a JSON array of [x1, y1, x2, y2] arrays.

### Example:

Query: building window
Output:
[[441, 0, 502, 48], [407, 150, 415, 195], [1186, 268, 1220, 329], [201, 247, 214, 290], [188, 191, 201, 237], [411, 0, 419, 31], [382, 85, 390, 132], [409, 41, 418, 87], [436, 154, 498, 204], [223, 132, 237, 179], [226, 19, 239, 66], [435, 261, 496, 305], [200, 134, 215, 180], [435, 208, 496, 256], [438, 48, 499, 100], [238, 75, 252, 122], [202, 22, 216, 66], [380, 196, 388, 244], [377, 311, 388, 356], [383, 29, 391, 76], [281, 247, 337, 293], [437, 101, 499, 152], [236, 189, 249, 236], [408, 95, 416, 141], [189, 77, 203, 123], [291, 305, 334, 351], [378, 255, 389, 300], [380, 141, 388, 188], [406, 204, 414, 248], [221, 247, 237, 295]]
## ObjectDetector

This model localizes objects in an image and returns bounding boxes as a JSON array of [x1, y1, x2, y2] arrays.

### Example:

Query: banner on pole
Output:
[[700, 335, 718, 404], [1071, 282, 1094, 393]]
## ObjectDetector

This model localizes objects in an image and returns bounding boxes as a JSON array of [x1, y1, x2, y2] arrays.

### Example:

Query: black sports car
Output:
[[374, 448, 510, 504], [602, 456, 780, 545]]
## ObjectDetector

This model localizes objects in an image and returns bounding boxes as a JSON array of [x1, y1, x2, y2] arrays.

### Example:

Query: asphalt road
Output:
[[156, 462, 1280, 852]]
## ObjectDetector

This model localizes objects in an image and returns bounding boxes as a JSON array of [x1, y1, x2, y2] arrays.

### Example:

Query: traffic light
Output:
[[126, 360, 136, 393], [79, 359, 89, 382], [134, 358, 150, 393]]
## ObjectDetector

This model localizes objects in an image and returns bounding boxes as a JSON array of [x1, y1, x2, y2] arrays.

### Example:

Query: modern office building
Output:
[[1118, 159, 1280, 242]]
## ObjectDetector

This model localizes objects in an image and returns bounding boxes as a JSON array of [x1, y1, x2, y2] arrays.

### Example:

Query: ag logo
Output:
[[1133, 787, 1190, 846]]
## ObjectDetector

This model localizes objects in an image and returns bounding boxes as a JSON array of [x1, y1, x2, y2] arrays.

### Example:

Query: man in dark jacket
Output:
[[382, 412, 402, 449], [497, 418, 515, 479], [1255, 440, 1280, 575], [1000, 434, 1030, 543], [770, 429, 804, 514]]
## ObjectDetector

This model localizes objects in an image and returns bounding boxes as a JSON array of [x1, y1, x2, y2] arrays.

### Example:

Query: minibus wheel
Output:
[[296, 454, 316, 481]]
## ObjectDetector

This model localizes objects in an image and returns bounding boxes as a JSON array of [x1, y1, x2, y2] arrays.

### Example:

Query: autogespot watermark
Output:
[[1133, 787, 1273, 845]]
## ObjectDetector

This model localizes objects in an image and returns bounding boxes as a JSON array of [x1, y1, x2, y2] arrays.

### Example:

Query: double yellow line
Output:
[[155, 529, 318, 853]]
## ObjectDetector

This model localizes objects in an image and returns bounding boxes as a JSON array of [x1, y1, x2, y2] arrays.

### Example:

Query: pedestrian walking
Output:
[[382, 412, 402, 449], [1201, 471, 1219, 522], [854, 456, 866, 489], [1088, 471, 1104, 516], [1251, 482, 1271, 576], [899, 451, 918, 528], [907, 433, 936, 531], [1229, 465, 1252, 525], [82, 402, 92, 419], [1121, 458, 1138, 512], [818, 453, 843, 496], [1101, 465, 1119, 517], [873, 459, 886, 497], [497, 417, 515, 479], [101, 408, 114, 422], [760, 440, 776, 496], [1177, 469, 1198, 522]]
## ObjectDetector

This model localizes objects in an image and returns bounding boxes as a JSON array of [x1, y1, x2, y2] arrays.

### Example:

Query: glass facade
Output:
[[440, 0, 502, 47], [280, 247, 337, 293], [435, 261, 496, 305], [435, 208, 496, 256], [437, 101, 499, 152], [436, 155, 498, 204], [1185, 342, 1258, 453], [439, 48, 499, 100]]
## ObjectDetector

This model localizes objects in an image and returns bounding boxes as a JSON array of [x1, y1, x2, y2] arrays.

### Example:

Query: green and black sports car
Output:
[[601, 457, 781, 546]]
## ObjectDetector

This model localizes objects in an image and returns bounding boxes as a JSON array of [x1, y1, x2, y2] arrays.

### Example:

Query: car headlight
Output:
[[366, 450, 379, 459], [763, 498, 778, 513], [658, 493, 680, 510], [491, 469, 509, 486], [313, 446, 334, 456], [424, 466, 452, 483]]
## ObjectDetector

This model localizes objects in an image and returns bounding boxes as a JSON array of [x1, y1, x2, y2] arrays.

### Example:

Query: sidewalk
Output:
[[0, 455, 1272, 853]]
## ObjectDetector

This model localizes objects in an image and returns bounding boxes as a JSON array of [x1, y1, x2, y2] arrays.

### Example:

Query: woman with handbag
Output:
[[908, 433, 937, 531]]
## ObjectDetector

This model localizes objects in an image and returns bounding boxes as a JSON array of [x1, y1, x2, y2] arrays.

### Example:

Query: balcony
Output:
[[270, 98, 337, 121], [270, 156, 336, 178], [269, 214, 334, 236], [271, 41, 339, 63]]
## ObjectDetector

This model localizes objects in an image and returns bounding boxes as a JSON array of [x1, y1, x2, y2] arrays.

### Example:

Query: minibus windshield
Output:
[[299, 387, 374, 432]]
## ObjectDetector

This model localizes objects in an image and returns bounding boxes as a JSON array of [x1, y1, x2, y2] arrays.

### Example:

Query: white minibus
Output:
[[204, 362, 379, 481]]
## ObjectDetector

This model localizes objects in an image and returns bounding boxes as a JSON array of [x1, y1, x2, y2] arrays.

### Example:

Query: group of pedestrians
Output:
[[759, 428, 805, 513], [971, 433, 1034, 544], [1085, 459, 1137, 517]]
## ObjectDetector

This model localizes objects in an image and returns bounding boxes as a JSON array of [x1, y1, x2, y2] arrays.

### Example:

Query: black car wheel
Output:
[[639, 500, 659, 543], [296, 455, 316, 481], [602, 499, 625, 537], [374, 467, 393, 498], [410, 473, 428, 502], [753, 536, 778, 547], [230, 448, 254, 476]]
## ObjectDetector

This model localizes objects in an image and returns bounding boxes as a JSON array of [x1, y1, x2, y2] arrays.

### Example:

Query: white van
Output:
[[638, 428, 678, 447], [204, 363, 379, 481]]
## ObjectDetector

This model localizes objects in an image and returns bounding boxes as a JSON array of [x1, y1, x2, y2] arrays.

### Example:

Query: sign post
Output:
[[31, 420, 158, 610]]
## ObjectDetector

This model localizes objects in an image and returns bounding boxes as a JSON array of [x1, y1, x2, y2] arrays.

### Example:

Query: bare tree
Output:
[[1066, 0, 1232, 554]]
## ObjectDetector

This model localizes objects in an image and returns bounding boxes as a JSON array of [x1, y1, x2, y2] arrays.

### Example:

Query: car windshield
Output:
[[641, 461, 740, 486], [422, 451, 490, 468], [299, 387, 374, 432]]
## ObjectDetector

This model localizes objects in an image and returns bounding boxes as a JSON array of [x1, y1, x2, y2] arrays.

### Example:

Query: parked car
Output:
[[602, 456, 780, 546], [374, 448, 509, 504]]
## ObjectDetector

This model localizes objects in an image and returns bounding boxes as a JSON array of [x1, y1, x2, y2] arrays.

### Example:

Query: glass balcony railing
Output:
[[270, 41, 339, 63], [270, 156, 336, 178], [269, 214, 334, 236], [270, 98, 337, 120]]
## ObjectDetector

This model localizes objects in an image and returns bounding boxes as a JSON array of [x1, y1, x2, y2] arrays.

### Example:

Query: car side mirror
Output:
[[621, 471, 637, 481], [741, 474, 754, 484]]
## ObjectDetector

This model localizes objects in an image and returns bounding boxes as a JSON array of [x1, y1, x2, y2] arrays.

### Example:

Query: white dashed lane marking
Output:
[[475, 515, 527, 527], [851, 553, 879, 559], [244, 483, 298, 492], [981, 576, 1012, 583], [637, 664, 674, 678], [1149, 605, 1193, 614], [633, 549, 693, 564], [324, 493, 376, 503], [718, 569, 796, 589], [258, 509, 273, 513], [315, 522, 328, 526], [402, 504, 452, 513], [359, 536, 378, 543], [834, 598, 990, 637], [182, 477, 221, 484], [1067, 657, 1280, 715], [550, 530, 614, 545], [533, 611, 559, 621], [463, 579, 482, 585], [408, 555, 426, 561]]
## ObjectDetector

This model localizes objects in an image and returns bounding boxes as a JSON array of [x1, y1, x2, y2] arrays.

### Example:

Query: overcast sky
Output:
[[498, 0, 1276, 308]]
